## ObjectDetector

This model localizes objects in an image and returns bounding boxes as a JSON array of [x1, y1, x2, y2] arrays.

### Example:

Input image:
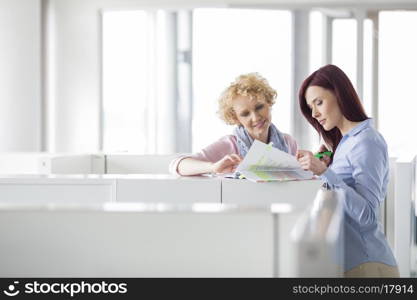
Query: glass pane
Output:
[[102, 11, 148, 152], [379, 11, 417, 157], [332, 19, 357, 88], [310, 10, 324, 72], [192, 8, 292, 152]]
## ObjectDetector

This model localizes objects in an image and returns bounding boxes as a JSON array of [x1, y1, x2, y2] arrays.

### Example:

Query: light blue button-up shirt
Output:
[[320, 119, 397, 271]]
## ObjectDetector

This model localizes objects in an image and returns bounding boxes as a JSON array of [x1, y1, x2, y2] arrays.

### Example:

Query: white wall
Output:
[[0, 0, 41, 151]]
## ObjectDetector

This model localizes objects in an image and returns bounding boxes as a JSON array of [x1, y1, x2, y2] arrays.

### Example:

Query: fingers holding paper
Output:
[[296, 150, 327, 176], [212, 154, 242, 174]]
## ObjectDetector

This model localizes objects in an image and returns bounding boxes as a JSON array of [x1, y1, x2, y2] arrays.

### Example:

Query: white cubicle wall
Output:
[[38, 154, 105, 174], [113, 174, 221, 203], [0, 191, 344, 277], [0, 175, 116, 204], [105, 154, 180, 174], [1, 152, 416, 276], [0, 174, 321, 206], [0, 153, 177, 175], [0, 204, 281, 277], [0, 153, 105, 175], [0, 153, 46, 174], [0, 174, 222, 205]]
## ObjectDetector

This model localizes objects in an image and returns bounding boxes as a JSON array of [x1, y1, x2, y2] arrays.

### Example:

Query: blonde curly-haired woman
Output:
[[170, 73, 297, 176]]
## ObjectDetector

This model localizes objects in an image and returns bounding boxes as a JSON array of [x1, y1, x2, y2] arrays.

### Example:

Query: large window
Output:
[[102, 10, 177, 154], [101, 7, 417, 158], [363, 18, 373, 117], [102, 11, 151, 153], [192, 9, 292, 152], [309, 11, 324, 73], [309, 12, 374, 116], [332, 19, 357, 87], [103, 8, 292, 154]]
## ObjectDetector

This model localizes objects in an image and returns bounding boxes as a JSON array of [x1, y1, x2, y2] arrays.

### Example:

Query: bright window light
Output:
[[332, 19, 357, 88], [363, 19, 373, 117], [309, 10, 324, 72], [102, 11, 149, 153], [192, 9, 292, 152], [379, 11, 417, 157]]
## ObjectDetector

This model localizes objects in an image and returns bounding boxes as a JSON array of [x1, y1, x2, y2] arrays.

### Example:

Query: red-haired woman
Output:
[[296, 64, 399, 277]]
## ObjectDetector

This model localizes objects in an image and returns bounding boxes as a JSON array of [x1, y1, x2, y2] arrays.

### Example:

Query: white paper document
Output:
[[234, 140, 314, 182]]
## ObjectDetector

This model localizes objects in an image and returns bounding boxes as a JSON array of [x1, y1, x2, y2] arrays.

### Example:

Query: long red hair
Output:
[[298, 64, 368, 152]]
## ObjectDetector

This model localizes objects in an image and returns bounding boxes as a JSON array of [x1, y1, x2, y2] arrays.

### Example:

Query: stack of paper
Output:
[[234, 140, 314, 182]]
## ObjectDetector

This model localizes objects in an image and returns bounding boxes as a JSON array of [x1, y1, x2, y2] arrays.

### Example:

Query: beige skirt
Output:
[[344, 262, 400, 278]]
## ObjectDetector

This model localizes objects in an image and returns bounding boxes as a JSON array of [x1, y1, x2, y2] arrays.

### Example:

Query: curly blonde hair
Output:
[[218, 73, 277, 125]]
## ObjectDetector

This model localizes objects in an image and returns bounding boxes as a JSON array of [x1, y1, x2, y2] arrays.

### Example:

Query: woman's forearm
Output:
[[177, 158, 214, 176]]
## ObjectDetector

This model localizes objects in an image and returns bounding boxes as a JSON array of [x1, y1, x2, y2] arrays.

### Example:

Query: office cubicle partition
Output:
[[1, 153, 416, 277], [39, 154, 105, 174], [0, 153, 181, 175], [0, 204, 280, 277], [104, 154, 179, 174], [0, 153, 46, 174], [0, 198, 344, 277], [0, 153, 105, 175]]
